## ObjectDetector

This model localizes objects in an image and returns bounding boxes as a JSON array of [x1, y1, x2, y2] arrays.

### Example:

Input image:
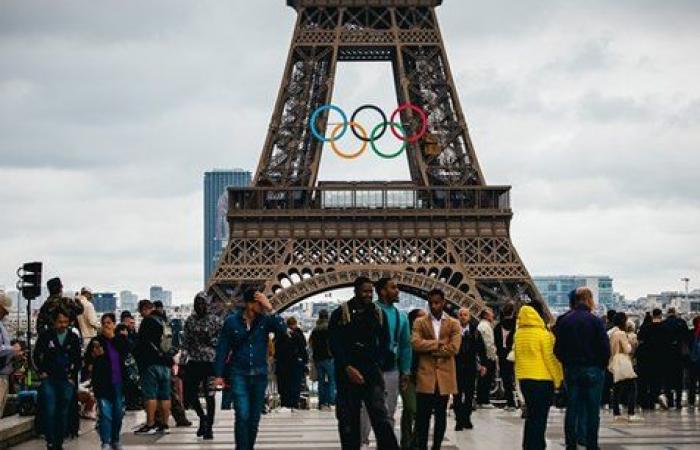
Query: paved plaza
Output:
[[10, 405, 700, 449]]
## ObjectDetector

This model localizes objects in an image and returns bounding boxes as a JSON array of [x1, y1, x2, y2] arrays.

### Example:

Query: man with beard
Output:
[[329, 277, 399, 450]]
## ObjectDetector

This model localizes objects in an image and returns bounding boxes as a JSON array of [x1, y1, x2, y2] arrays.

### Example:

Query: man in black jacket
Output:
[[134, 300, 173, 435], [637, 309, 667, 409], [453, 308, 485, 431], [34, 307, 82, 450], [275, 316, 308, 409], [494, 302, 516, 409], [310, 309, 335, 410], [662, 307, 691, 409], [329, 277, 399, 450], [554, 288, 610, 450]]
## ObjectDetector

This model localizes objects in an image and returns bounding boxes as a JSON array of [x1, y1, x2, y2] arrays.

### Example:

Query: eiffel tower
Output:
[[207, 0, 545, 316]]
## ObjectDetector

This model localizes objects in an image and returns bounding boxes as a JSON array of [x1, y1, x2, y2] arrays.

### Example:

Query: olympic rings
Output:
[[330, 121, 368, 159], [310, 104, 348, 142], [390, 103, 428, 143], [370, 122, 406, 159], [309, 102, 428, 159], [351, 104, 387, 142]]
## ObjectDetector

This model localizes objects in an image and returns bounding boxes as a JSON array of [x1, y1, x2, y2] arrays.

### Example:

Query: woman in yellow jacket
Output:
[[514, 305, 563, 450]]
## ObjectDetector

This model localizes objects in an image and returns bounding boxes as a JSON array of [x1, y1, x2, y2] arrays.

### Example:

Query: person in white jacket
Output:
[[77, 287, 100, 347], [477, 308, 497, 407]]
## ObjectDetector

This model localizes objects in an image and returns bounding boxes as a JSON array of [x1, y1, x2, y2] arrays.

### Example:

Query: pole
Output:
[[16, 291, 22, 340], [25, 292, 32, 364], [681, 277, 690, 312]]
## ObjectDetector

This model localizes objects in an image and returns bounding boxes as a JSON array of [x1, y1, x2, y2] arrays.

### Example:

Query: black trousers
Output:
[[688, 365, 700, 406], [335, 378, 399, 450], [520, 379, 554, 450], [664, 357, 684, 408], [416, 392, 449, 450], [184, 361, 216, 422], [453, 372, 476, 426], [500, 359, 516, 407], [612, 379, 637, 416], [477, 360, 496, 404]]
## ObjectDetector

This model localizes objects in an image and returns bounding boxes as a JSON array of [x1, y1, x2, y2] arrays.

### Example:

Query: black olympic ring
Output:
[[350, 104, 388, 142]]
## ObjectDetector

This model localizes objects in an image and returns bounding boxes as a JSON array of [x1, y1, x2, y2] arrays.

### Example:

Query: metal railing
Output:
[[228, 185, 511, 212]]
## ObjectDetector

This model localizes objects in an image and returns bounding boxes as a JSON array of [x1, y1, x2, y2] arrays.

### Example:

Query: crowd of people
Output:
[[1, 275, 700, 450]]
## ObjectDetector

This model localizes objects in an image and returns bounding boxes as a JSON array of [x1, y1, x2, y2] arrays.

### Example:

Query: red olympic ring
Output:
[[389, 103, 428, 144]]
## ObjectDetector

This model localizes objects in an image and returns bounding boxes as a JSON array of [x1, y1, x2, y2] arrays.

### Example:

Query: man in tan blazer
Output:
[[411, 289, 461, 450]]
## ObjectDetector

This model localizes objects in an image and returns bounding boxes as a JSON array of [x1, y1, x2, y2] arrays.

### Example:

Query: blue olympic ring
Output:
[[309, 104, 348, 143]]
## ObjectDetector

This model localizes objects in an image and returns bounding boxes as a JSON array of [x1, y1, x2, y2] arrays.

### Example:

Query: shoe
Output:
[[658, 394, 669, 409], [627, 415, 644, 422], [112, 444, 124, 450], [612, 415, 627, 423], [101, 445, 111, 450], [156, 424, 171, 435], [203, 426, 214, 440], [455, 423, 464, 431], [465, 420, 474, 429], [176, 419, 192, 427], [479, 403, 495, 409], [134, 424, 157, 435], [197, 419, 208, 437]]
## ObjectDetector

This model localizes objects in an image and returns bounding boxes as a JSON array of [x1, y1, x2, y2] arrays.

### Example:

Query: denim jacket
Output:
[[214, 311, 286, 377]]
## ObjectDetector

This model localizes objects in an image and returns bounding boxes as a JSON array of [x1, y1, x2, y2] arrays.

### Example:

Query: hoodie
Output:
[[513, 306, 563, 388]]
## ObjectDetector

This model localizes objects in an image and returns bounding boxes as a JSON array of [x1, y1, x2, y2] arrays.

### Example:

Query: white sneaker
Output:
[[627, 415, 644, 422], [658, 394, 669, 409], [101, 444, 112, 450]]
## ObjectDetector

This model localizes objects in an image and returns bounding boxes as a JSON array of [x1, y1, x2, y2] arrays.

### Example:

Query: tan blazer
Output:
[[411, 314, 462, 395]]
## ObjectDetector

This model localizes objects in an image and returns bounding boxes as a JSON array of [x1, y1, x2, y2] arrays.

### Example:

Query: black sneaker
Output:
[[135, 424, 157, 435], [156, 424, 171, 435]]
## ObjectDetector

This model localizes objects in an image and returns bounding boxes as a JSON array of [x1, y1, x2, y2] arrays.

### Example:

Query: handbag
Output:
[[607, 333, 637, 383]]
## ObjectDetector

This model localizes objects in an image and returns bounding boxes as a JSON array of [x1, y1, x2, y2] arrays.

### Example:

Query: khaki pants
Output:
[[0, 376, 9, 418]]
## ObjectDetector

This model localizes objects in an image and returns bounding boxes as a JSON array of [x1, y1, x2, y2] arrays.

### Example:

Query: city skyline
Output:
[[1, 1, 698, 302]]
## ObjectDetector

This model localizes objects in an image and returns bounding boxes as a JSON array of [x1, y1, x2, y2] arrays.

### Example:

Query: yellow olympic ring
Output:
[[329, 121, 368, 159]]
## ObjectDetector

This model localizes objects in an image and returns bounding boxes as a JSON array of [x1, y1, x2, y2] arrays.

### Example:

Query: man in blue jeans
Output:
[[554, 287, 610, 450], [310, 309, 336, 410], [34, 308, 82, 450], [214, 289, 286, 450]]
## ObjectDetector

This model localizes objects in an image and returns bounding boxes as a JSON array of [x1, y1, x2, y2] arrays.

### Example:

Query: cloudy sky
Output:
[[1, 0, 698, 304]]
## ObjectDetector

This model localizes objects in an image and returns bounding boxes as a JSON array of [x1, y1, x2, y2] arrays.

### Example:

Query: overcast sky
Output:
[[1, 0, 699, 304]]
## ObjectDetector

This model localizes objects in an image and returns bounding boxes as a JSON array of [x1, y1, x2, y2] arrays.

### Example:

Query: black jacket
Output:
[[275, 327, 309, 370], [33, 329, 82, 382], [456, 318, 484, 379], [310, 320, 332, 362], [494, 317, 515, 361], [554, 305, 610, 369], [135, 314, 171, 368], [663, 315, 691, 357], [329, 297, 391, 385], [83, 334, 131, 399]]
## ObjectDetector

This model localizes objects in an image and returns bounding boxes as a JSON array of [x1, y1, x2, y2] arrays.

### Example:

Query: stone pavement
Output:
[[10, 406, 700, 449]]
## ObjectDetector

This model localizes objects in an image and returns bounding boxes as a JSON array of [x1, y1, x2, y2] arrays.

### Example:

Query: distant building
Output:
[[93, 292, 117, 313], [639, 289, 700, 313], [204, 169, 252, 284], [162, 290, 173, 307], [534, 275, 614, 309], [119, 290, 139, 312]]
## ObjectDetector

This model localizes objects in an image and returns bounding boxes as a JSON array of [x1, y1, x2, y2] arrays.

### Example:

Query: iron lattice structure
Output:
[[207, 0, 545, 316]]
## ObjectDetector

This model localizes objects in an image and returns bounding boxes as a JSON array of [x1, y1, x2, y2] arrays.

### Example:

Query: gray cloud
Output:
[[1, 0, 699, 301]]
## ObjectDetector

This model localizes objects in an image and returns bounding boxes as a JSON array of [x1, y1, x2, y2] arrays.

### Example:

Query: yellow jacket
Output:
[[513, 306, 563, 388]]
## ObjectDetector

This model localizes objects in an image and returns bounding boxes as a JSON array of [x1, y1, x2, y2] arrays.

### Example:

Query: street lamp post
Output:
[[681, 277, 690, 312]]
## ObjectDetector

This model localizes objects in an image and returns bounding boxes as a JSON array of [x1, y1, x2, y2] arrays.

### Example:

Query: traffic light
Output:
[[16, 261, 43, 300]]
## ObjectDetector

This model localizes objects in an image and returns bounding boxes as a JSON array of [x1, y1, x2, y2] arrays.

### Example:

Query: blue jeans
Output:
[[231, 373, 268, 450], [39, 378, 75, 449], [316, 359, 336, 406], [564, 366, 605, 450], [97, 384, 124, 446]]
